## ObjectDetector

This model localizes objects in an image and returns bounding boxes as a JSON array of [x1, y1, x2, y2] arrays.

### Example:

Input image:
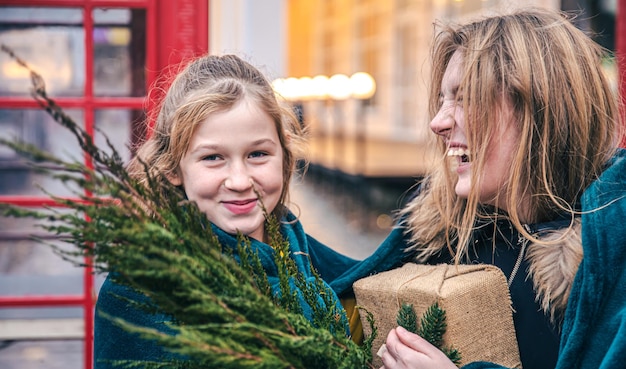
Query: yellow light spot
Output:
[[376, 214, 393, 229], [107, 28, 131, 46], [22, 346, 48, 361], [2, 61, 30, 79]]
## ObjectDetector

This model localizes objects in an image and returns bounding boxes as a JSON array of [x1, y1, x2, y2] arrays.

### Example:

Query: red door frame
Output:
[[0, 1, 207, 369]]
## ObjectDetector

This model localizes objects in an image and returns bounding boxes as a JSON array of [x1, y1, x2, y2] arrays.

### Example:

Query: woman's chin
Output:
[[455, 182, 470, 199]]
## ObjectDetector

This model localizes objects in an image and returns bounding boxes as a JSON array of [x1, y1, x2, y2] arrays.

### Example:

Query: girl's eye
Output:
[[249, 151, 268, 159], [202, 154, 221, 161]]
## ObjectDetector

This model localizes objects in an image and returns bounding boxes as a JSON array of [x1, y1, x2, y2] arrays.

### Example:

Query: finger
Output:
[[380, 330, 401, 368], [380, 347, 397, 369], [384, 328, 402, 357], [395, 326, 441, 356], [388, 330, 431, 364], [377, 343, 388, 358], [383, 327, 429, 368], [394, 326, 457, 368]]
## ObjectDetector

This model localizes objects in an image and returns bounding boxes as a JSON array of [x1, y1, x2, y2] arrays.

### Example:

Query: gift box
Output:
[[353, 263, 521, 368]]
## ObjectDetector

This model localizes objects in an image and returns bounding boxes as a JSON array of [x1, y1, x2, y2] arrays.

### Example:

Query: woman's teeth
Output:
[[447, 148, 470, 157], [447, 148, 471, 162]]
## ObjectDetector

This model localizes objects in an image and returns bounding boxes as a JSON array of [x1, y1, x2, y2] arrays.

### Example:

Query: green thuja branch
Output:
[[298, 262, 346, 333], [262, 199, 350, 341], [236, 234, 272, 297], [397, 303, 418, 334], [418, 303, 446, 348], [0, 45, 375, 369], [359, 308, 378, 365], [264, 206, 300, 315], [397, 302, 461, 366]]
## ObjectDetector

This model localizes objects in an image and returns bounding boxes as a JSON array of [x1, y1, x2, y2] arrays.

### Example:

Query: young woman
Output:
[[93, 54, 407, 368], [378, 8, 625, 369]]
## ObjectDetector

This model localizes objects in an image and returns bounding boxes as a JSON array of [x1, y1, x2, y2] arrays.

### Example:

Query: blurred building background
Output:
[[211, 0, 620, 234], [280, 0, 617, 192], [0, 0, 622, 368], [273, 0, 620, 253]]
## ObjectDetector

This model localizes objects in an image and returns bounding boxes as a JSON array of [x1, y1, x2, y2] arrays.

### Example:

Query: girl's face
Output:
[[429, 51, 520, 211], [170, 98, 284, 242]]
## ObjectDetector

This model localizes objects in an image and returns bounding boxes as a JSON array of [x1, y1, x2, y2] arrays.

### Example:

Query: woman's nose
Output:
[[224, 165, 252, 191], [429, 105, 455, 137]]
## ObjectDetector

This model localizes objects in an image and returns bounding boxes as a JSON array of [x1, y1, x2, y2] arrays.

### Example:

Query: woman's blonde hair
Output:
[[127, 54, 305, 219], [403, 8, 622, 262]]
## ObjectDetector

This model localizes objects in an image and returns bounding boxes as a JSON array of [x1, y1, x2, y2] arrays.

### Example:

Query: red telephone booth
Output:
[[0, 1, 207, 368]]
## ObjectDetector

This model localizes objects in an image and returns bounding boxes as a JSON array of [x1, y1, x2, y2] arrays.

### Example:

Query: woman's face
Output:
[[170, 98, 284, 242], [429, 51, 520, 211]]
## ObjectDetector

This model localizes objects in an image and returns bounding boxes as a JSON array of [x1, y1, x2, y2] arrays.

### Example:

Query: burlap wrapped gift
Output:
[[353, 263, 522, 368]]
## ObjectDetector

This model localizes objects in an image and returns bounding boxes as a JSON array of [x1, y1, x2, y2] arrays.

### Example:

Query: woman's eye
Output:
[[455, 87, 464, 103]]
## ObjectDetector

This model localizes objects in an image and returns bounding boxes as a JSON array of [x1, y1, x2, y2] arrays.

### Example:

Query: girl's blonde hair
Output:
[[403, 8, 622, 262], [127, 54, 305, 219]]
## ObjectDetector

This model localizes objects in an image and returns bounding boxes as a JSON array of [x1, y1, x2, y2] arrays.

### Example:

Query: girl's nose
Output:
[[429, 105, 455, 137], [224, 165, 252, 191]]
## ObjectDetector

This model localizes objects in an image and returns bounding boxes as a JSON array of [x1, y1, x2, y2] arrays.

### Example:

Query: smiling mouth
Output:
[[223, 199, 257, 215], [447, 148, 471, 163]]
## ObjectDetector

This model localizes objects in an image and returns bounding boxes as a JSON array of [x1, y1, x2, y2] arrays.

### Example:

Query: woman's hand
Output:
[[379, 326, 458, 369]]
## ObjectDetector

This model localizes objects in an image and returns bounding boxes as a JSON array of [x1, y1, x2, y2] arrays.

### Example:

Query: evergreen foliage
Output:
[[396, 303, 418, 334], [396, 302, 462, 366], [0, 45, 377, 369]]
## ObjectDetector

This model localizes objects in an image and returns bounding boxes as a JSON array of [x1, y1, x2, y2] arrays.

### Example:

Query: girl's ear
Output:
[[167, 170, 183, 186]]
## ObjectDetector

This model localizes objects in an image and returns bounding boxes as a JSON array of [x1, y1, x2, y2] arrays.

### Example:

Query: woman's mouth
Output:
[[447, 148, 471, 164], [223, 199, 258, 215]]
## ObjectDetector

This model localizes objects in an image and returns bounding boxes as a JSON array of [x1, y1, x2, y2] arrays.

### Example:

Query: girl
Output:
[[94, 54, 406, 368], [378, 8, 626, 369]]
